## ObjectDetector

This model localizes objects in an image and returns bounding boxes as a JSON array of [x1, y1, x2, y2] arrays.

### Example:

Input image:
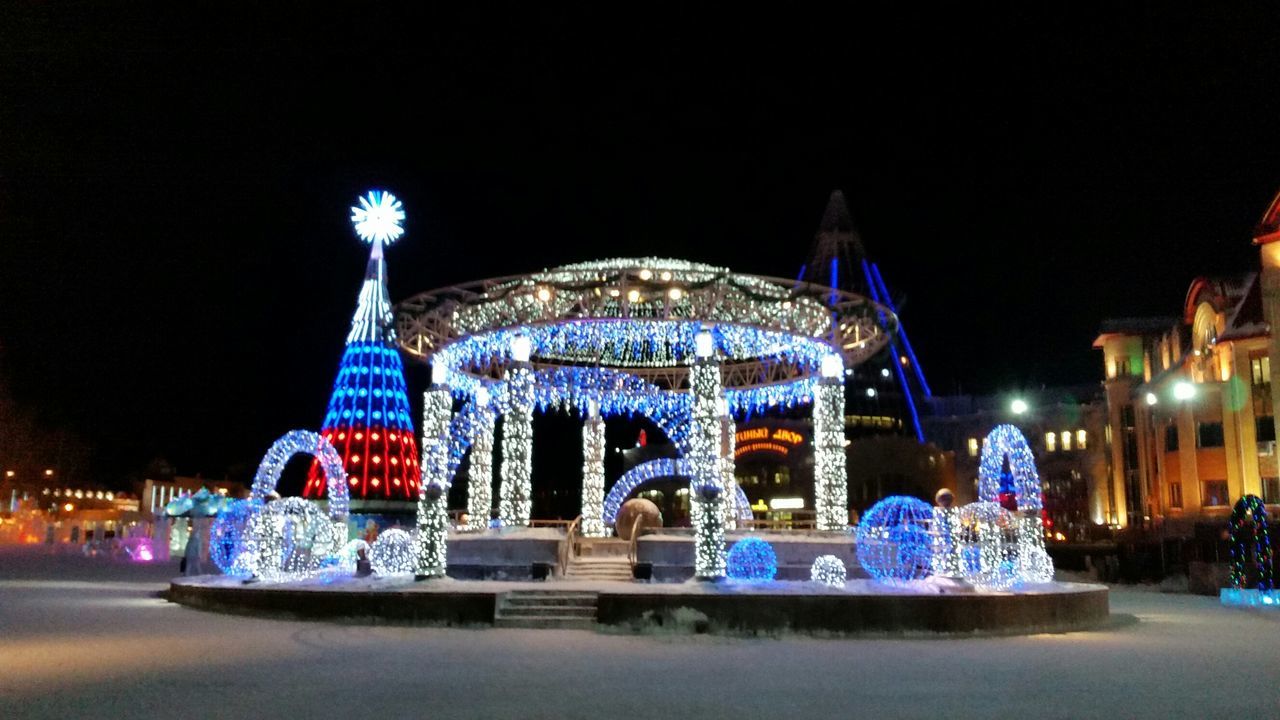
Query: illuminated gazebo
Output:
[[396, 258, 896, 578]]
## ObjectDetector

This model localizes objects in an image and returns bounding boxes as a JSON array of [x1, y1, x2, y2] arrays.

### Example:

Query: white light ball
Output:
[[370, 528, 415, 575], [810, 554, 847, 587]]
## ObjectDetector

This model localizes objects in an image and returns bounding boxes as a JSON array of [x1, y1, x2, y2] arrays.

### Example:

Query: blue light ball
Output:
[[727, 537, 778, 581], [855, 496, 934, 585]]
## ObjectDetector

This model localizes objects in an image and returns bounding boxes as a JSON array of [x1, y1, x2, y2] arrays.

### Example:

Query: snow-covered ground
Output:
[[2, 545, 1278, 719]]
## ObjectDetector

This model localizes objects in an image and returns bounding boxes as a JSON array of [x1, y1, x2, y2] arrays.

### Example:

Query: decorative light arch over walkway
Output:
[[977, 424, 1043, 511], [251, 430, 350, 520], [602, 458, 752, 526]]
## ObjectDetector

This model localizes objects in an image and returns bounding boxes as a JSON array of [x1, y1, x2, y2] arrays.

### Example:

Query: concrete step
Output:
[[499, 605, 596, 618], [504, 595, 596, 607], [494, 616, 596, 630]]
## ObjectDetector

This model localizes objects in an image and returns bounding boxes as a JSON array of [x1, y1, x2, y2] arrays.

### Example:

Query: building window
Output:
[[1076, 429, 1087, 449], [1169, 481, 1183, 509], [1165, 423, 1179, 451], [1202, 480, 1229, 507], [967, 438, 979, 457], [1060, 431, 1072, 451], [1257, 417, 1276, 444], [1197, 422, 1225, 448], [1251, 355, 1271, 386], [1045, 433, 1056, 452], [1263, 477, 1280, 505]]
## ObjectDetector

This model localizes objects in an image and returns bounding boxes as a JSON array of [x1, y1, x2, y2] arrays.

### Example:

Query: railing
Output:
[[557, 515, 582, 577], [529, 518, 575, 529], [737, 518, 819, 531]]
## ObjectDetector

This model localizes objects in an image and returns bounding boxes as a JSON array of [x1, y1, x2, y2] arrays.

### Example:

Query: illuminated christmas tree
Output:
[[305, 191, 420, 504]]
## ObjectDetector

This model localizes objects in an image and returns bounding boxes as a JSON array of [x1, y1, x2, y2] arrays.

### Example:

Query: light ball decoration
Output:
[[350, 189, 405, 246], [957, 501, 1018, 590], [726, 537, 778, 582], [209, 499, 256, 575], [810, 554, 847, 587], [370, 528, 416, 575], [977, 424, 1043, 512], [253, 497, 342, 582], [855, 496, 935, 585]]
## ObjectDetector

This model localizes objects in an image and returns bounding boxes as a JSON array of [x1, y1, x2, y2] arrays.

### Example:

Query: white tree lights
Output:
[[350, 190, 406, 247], [814, 353, 848, 531], [581, 400, 607, 537], [690, 330, 727, 579], [500, 337, 534, 527], [466, 386, 495, 532]]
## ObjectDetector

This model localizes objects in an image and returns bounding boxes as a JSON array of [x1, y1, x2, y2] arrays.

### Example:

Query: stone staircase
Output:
[[563, 556, 634, 582], [495, 590, 599, 630]]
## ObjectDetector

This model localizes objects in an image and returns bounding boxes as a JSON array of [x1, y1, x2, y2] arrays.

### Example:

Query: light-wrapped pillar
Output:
[[931, 506, 961, 578], [500, 335, 534, 527], [415, 367, 452, 578], [814, 354, 848, 531], [690, 329, 726, 580], [466, 387, 496, 532], [719, 406, 738, 530], [581, 400, 607, 537]]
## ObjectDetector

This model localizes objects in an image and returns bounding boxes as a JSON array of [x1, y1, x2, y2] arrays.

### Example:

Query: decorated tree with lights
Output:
[[305, 191, 421, 504]]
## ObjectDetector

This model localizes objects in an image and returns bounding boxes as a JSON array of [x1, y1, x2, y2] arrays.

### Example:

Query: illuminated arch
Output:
[[251, 430, 350, 520], [603, 458, 752, 526], [1229, 495, 1273, 591], [977, 424, 1043, 512]]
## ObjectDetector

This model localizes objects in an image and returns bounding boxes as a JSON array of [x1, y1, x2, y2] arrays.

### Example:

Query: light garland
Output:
[[581, 404, 607, 537], [602, 458, 752, 526], [930, 506, 962, 578], [726, 537, 778, 581], [251, 430, 350, 520], [499, 361, 534, 526], [957, 501, 1017, 591], [978, 424, 1043, 512], [416, 383, 452, 577], [252, 497, 342, 582], [855, 496, 934, 585], [466, 392, 496, 531], [1016, 513, 1054, 583], [813, 371, 847, 531], [370, 528, 416, 575], [690, 350, 726, 580], [1229, 495, 1273, 591], [210, 499, 256, 575], [810, 554, 847, 587], [720, 411, 738, 530]]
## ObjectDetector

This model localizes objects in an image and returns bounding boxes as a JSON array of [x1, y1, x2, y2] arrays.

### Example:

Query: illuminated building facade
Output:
[[1093, 188, 1280, 531]]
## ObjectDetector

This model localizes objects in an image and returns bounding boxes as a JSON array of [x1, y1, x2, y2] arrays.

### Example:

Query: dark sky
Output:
[[3, 5, 1280, 484]]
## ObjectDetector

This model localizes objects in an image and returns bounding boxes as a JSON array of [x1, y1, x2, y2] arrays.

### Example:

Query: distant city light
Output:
[[1145, 392, 1159, 406], [880, 368, 891, 378], [1174, 381, 1196, 400], [866, 387, 877, 397], [1010, 398, 1029, 415]]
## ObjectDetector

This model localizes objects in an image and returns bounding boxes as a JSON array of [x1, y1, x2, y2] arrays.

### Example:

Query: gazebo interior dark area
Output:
[[3, 5, 1280, 643]]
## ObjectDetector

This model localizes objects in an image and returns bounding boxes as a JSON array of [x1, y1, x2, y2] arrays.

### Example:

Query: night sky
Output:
[[3, 5, 1280, 485]]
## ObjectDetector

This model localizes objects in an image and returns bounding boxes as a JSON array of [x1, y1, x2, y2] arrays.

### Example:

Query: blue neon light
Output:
[[870, 262, 932, 398], [861, 260, 924, 442]]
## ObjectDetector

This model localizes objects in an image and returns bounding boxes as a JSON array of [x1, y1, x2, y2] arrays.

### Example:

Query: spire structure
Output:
[[306, 192, 420, 503]]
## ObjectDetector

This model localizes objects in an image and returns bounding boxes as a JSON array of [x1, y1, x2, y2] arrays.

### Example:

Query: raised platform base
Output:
[[167, 576, 1110, 636]]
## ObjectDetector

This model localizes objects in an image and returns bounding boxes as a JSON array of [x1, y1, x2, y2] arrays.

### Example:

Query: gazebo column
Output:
[[691, 329, 727, 580], [416, 363, 452, 579], [466, 386, 495, 532], [814, 353, 848, 531], [581, 400, 606, 537], [500, 335, 534, 527], [719, 402, 738, 530]]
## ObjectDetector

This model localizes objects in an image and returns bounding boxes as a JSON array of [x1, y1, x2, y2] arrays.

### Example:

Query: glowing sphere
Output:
[[957, 501, 1018, 590], [726, 537, 778, 581], [370, 528, 415, 575], [855, 496, 934, 585], [209, 499, 256, 575], [810, 554, 847, 587], [253, 497, 341, 582], [350, 190, 405, 246]]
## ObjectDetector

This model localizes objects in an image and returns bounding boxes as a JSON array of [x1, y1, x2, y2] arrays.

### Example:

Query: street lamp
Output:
[[1011, 398, 1029, 415], [1145, 392, 1159, 406], [1173, 381, 1196, 401], [44, 469, 54, 477]]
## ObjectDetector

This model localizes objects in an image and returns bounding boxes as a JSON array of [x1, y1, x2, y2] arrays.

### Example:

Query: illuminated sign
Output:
[[735, 426, 806, 459], [769, 497, 805, 510], [750, 499, 769, 512]]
